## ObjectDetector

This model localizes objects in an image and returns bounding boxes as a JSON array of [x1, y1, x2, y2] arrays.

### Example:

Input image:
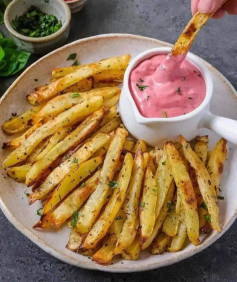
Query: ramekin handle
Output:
[[200, 111, 237, 145]]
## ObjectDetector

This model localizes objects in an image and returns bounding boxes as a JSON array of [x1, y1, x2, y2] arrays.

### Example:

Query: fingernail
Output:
[[198, 0, 213, 13]]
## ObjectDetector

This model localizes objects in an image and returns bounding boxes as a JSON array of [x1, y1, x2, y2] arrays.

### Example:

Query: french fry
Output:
[[92, 208, 125, 265], [194, 136, 209, 164], [114, 149, 144, 255], [168, 212, 187, 252], [75, 128, 128, 234], [134, 140, 147, 153], [207, 138, 227, 196], [42, 156, 103, 215], [26, 107, 106, 186], [155, 151, 173, 219], [172, 12, 211, 56], [100, 105, 117, 126], [35, 170, 100, 229], [180, 136, 220, 233], [140, 167, 158, 243], [121, 235, 140, 260], [66, 229, 86, 252], [31, 87, 120, 125], [141, 180, 175, 250], [93, 70, 124, 83], [81, 153, 133, 249], [165, 141, 200, 246], [2, 120, 44, 149], [61, 77, 93, 93], [27, 55, 130, 105], [27, 137, 51, 164], [162, 210, 180, 237], [151, 233, 172, 255], [93, 81, 121, 88], [91, 117, 121, 139], [103, 93, 120, 108], [35, 126, 72, 162], [29, 132, 111, 203], [7, 164, 32, 182], [2, 106, 41, 135], [123, 139, 135, 152], [2, 97, 103, 168]]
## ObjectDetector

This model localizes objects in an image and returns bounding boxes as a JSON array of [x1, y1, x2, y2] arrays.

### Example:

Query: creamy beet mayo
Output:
[[129, 54, 206, 118]]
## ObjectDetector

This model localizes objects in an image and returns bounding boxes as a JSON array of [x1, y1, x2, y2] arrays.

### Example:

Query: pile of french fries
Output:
[[1, 54, 227, 265]]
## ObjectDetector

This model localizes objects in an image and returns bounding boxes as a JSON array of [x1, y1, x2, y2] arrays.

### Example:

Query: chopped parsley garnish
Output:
[[140, 202, 145, 207], [70, 212, 78, 227], [138, 78, 144, 83], [176, 87, 181, 93], [67, 53, 77, 60], [37, 208, 43, 216], [71, 93, 80, 98], [136, 84, 148, 91], [162, 161, 166, 166], [204, 214, 211, 223], [80, 182, 85, 187], [65, 154, 71, 159], [72, 158, 78, 163], [72, 60, 79, 66], [115, 215, 123, 220], [11, 6, 62, 38], [167, 202, 173, 212], [162, 111, 167, 118], [200, 202, 208, 210], [152, 189, 157, 193], [108, 181, 118, 188], [217, 195, 224, 200], [24, 191, 30, 197]]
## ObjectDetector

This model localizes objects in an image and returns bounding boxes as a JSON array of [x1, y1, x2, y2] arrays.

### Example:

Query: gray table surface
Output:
[[0, 0, 237, 281]]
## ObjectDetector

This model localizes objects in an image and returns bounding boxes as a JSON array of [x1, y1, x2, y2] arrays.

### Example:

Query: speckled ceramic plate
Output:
[[0, 34, 236, 272]]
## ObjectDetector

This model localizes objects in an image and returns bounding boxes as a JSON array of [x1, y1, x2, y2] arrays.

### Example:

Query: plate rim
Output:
[[0, 33, 236, 273]]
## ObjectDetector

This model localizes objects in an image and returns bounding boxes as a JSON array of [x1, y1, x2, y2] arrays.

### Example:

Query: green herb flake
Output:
[[167, 202, 173, 212], [108, 181, 118, 188], [71, 93, 80, 98], [136, 84, 148, 91], [72, 158, 78, 163], [162, 111, 167, 118], [11, 6, 62, 38], [80, 182, 85, 188], [152, 189, 157, 193], [115, 215, 123, 220], [162, 161, 166, 166], [44, 0, 49, 3], [140, 202, 145, 208], [138, 78, 144, 83], [37, 208, 43, 216], [176, 87, 181, 93], [67, 53, 77, 60], [200, 202, 208, 210], [24, 191, 30, 197], [217, 195, 224, 200], [66, 154, 71, 159], [70, 212, 78, 227], [204, 214, 211, 223], [72, 60, 79, 66]]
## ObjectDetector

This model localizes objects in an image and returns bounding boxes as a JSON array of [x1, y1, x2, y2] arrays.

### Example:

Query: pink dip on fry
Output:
[[129, 54, 206, 118]]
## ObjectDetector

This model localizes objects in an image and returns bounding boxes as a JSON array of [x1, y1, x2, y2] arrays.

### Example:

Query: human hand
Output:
[[191, 0, 237, 18]]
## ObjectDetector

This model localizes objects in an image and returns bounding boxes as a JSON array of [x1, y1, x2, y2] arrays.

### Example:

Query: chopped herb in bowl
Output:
[[11, 6, 62, 38]]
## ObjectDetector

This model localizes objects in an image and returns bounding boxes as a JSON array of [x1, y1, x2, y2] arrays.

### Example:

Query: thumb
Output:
[[198, 0, 225, 13]]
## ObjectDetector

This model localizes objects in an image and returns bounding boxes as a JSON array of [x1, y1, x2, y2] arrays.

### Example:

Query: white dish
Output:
[[120, 47, 237, 146], [0, 34, 237, 272]]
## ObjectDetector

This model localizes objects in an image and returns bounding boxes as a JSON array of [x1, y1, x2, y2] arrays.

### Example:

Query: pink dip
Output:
[[129, 54, 206, 118]]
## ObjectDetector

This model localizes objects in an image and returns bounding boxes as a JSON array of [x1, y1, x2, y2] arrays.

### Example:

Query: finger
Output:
[[191, 0, 200, 15], [212, 7, 226, 18], [198, 0, 225, 13], [225, 0, 237, 14]]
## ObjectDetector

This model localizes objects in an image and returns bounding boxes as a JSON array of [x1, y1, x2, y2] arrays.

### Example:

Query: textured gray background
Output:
[[0, 0, 237, 281]]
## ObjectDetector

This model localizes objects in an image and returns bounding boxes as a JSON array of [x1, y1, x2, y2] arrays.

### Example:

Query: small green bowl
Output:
[[4, 0, 71, 55]]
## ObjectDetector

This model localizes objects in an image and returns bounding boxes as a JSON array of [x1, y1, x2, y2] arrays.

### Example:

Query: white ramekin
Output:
[[119, 47, 237, 146]]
